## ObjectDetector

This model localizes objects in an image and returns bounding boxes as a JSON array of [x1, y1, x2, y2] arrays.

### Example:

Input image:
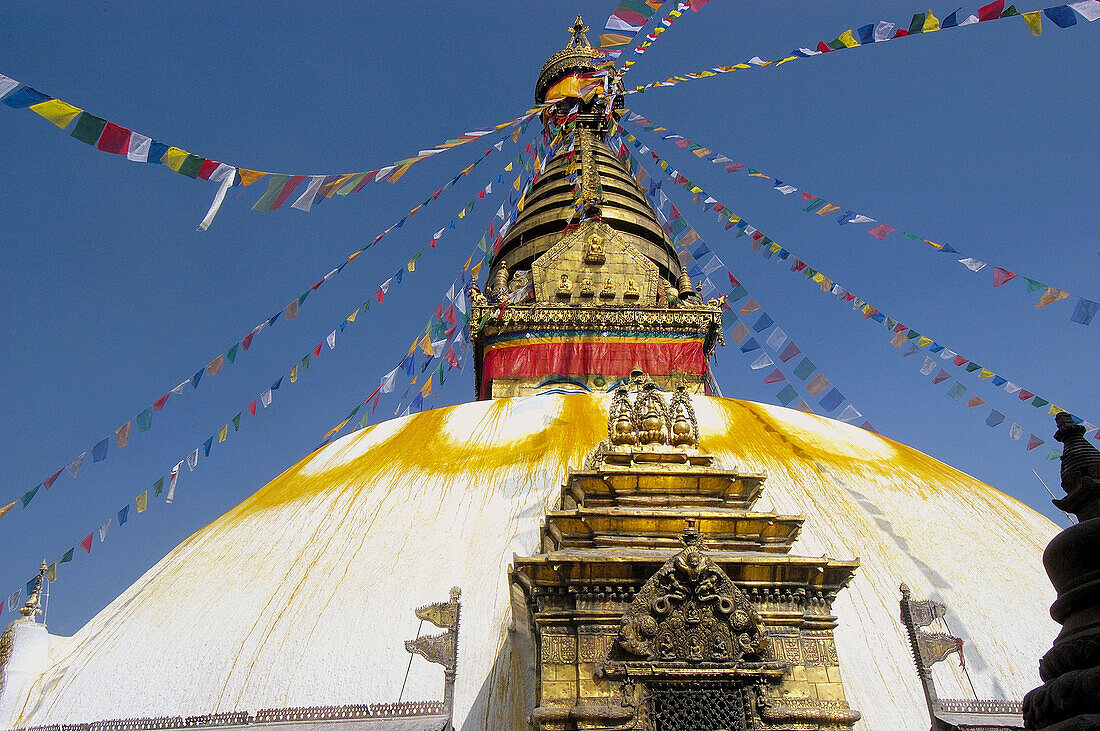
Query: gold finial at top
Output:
[[569, 15, 591, 48], [19, 559, 48, 619]]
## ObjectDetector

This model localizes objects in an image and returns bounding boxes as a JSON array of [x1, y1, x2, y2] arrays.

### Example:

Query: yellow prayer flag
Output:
[[237, 169, 268, 186], [419, 334, 433, 356], [218, 424, 228, 443], [463, 254, 473, 271], [917, 336, 933, 347], [504, 162, 513, 171], [891, 331, 907, 347], [410, 375, 417, 385], [978, 369, 995, 380], [816, 203, 843, 216], [769, 243, 782, 253], [410, 204, 423, 217], [46, 563, 56, 582], [689, 186, 703, 194], [407, 258, 415, 272], [0, 501, 15, 520], [813, 273, 825, 284], [471, 261, 483, 280], [518, 192, 527, 212], [387, 162, 415, 184], [691, 147, 712, 158], [839, 29, 859, 47], [136, 491, 148, 513], [513, 174, 522, 191], [323, 419, 350, 440], [420, 376, 433, 397], [924, 10, 941, 32], [1022, 11, 1042, 35], [30, 98, 83, 128], [512, 126, 522, 143], [1049, 404, 1065, 416], [289, 364, 298, 383], [348, 251, 361, 262], [347, 308, 359, 322], [1036, 286, 1069, 308], [457, 208, 465, 219], [163, 146, 190, 172]]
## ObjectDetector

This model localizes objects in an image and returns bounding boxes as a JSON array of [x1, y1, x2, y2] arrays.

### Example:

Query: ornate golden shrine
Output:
[[509, 374, 861, 730]]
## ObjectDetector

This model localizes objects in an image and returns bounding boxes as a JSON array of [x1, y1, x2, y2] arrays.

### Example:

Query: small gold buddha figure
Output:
[[584, 233, 606, 264], [556, 273, 572, 298], [600, 276, 616, 299], [489, 261, 510, 300], [624, 278, 640, 299], [580, 276, 595, 296]]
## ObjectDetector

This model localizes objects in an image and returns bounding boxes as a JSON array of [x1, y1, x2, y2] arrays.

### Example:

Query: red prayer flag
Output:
[[779, 342, 801, 362], [311, 279, 324, 290], [978, 0, 1005, 21], [1027, 434, 1044, 450], [953, 355, 969, 367], [80, 533, 94, 553], [727, 271, 740, 287], [862, 307, 879, 320], [242, 331, 256, 351], [313, 343, 322, 357], [932, 369, 951, 385], [153, 393, 170, 411], [445, 347, 459, 368], [271, 175, 307, 210], [96, 122, 131, 154], [43, 468, 64, 490], [375, 288, 385, 303], [867, 224, 896, 240], [842, 292, 856, 302], [893, 28, 909, 37], [725, 163, 743, 173], [816, 40, 833, 53], [893, 323, 908, 333], [248, 400, 257, 416], [352, 171, 379, 194], [1018, 389, 1035, 401], [762, 368, 786, 384], [197, 159, 220, 180], [992, 267, 1016, 287]]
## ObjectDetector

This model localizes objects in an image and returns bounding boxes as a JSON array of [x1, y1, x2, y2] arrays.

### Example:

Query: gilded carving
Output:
[[916, 631, 963, 669], [542, 634, 578, 664], [633, 383, 671, 446], [579, 635, 615, 663], [599, 276, 616, 299], [584, 234, 605, 264], [606, 524, 767, 666], [405, 632, 454, 668], [556, 274, 572, 298], [623, 279, 639, 299]]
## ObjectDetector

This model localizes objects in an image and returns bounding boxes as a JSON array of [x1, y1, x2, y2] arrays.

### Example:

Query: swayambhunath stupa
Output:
[[1, 4, 1098, 731]]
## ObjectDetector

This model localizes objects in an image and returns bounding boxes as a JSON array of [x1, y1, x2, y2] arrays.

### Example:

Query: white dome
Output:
[[0, 394, 1058, 730]]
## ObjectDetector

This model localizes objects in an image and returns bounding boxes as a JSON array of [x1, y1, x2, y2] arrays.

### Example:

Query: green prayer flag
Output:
[[59, 548, 74, 564], [136, 407, 153, 432], [1024, 278, 1046, 293], [477, 236, 487, 252], [21, 484, 41, 508], [793, 357, 816, 380], [70, 112, 108, 145], [153, 477, 164, 496], [965, 362, 982, 373], [1002, 4, 1019, 16], [906, 330, 921, 340], [947, 382, 966, 400], [802, 198, 825, 212], [345, 404, 362, 421], [226, 343, 240, 364], [1032, 397, 1049, 408], [776, 384, 798, 406], [337, 172, 369, 196], [358, 411, 370, 428], [232, 412, 242, 431], [826, 37, 847, 50], [908, 13, 927, 33], [728, 285, 748, 302], [177, 154, 204, 179], [298, 291, 310, 306], [252, 174, 291, 212]]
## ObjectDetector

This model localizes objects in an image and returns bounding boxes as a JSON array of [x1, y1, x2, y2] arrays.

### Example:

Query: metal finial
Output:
[[569, 15, 591, 48], [19, 560, 48, 619]]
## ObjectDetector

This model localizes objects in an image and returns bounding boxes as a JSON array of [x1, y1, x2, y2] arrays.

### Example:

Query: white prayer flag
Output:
[[67, 452, 85, 478], [838, 405, 862, 422], [381, 365, 400, 394], [380, 278, 392, 294], [797, 47, 822, 56], [958, 257, 987, 272], [493, 140, 504, 151], [186, 448, 199, 471], [373, 166, 396, 183], [6, 591, 19, 612], [874, 21, 896, 41], [850, 214, 875, 224], [0, 74, 19, 100], [775, 184, 797, 195], [1004, 382, 1021, 394], [1070, 1, 1100, 20], [959, 15, 979, 25], [920, 357, 937, 375], [750, 353, 774, 370], [126, 133, 152, 162], [260, 388, 272, 408], [290, 175, 327, 213], [748, 56, 767, 66], [702, 256, 723, 275], [166, 461, 183, 503], [766, 327, 787, 351], [199, 164, 238, 231], [1010, 422, 1024, 440], [327, 330, 337, 349], [455, 289, 467, 315], [941, 349, 956, 360], [496, 203, 506, 221], [484, 182, 492, 195], [431, 338, 448, 358], [99, 518, 111, 543], [831, 285, 847, 298]]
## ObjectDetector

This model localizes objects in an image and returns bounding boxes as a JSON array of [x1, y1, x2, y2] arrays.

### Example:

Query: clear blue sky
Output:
[[0, 2, 1096, 635]]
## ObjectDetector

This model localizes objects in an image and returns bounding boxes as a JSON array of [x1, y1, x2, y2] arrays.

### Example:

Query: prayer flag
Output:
[[1070, 298, 1099, 325], [816, 203, 842, 216], [920, 357, 937, 376], [70, 112, 108, 145], [1070, 1, 1100, 21], [232, 413, 241, 431], [0, 74, 21, 99], [81, 533, 94, 553], [966, 396, 986, 408], [167, 461, 181, 504], [750, 353, 774, 370], [136, 407, 152, 432], [779, 342, 801, 363], [260, 389, 272, 408], [327, 330, 337, 349], [203, 436, 213, 457], [153, 477, 164, 496], [20, 485, 40, 508], [99, 518, 111, 542], [46, 563, 56, 582], [206, 355, 224, 375], [806, 373, 830, 396], [29, 98, 82, 128], [793, 357, 815, 380], [186, 448, 199, 471], [874, 21, 897, 40], [96, 122, 131, 154], [60, 548, 74, 564], [762, 369, 786, 384], [777, 385, 798, 406], [986, 409, 1006, 427], [126, 133, 152, 162], [729, 322, 750, 344], [992, 267, 1016, 286], [979, 0, 1005, 21], [947, 382, 966, 400], [959, 258, 987, 272], [924, 9, 941, 30], [909, 12, 927, 33], [1010, 423, 1024, 440], [43, 468, 64, 490], [820, 388, 845, 412], [1027, 434, 1044, 450], [1036, 286, 1069, 308], [136, 490, 148, 513], [867, 224, 896, 240], [1023, 10, 1043, 33], [740, 298, 760, 315], [118, 505, 129, 526], [766, 327, 787, 351], [115, 421, 131, 448], [67, 452, 85, 478], [1045, 7, 1077, 27], [739, 338, 761, 354], [933, 369, 951, 385]]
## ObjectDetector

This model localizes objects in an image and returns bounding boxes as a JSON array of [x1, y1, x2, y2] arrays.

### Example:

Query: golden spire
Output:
[[19, 559, 48, 620], [568, 15, 591, 48]]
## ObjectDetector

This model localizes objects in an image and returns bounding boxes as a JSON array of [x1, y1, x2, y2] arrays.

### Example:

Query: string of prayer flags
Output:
[[622, 116, 1096, 325], [623, 131, 1093, 434], [599, 1, 668, 60], [0, 72, 541, 228], [614, 1, 1100, 96], [3, 133, 539, 524], [621, 3, 694, 75]]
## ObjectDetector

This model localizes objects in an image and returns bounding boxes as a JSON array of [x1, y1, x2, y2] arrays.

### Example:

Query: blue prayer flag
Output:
[[820, 387, 845, 412], [752, 313, 774, 332], [985, 409, 1006, 427], [271, 377, 283, 390], [857, 24, 876, 44], [1070, 298, 1098, 325], [739, 337, 761, 354], [118, 505, 129, 526], [942, 9, 962, 27], [191, 369, 203, 389], [1044, 6, 1077, 27], [146, 141, 169, 164], [203, 436, 213, 457], [92, 438, 109, 463], [2, 86, 50, 108]]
